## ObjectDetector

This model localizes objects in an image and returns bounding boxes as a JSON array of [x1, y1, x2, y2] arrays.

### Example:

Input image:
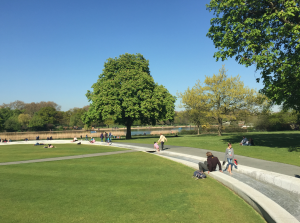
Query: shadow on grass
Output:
[[221, 132, 300, 152]]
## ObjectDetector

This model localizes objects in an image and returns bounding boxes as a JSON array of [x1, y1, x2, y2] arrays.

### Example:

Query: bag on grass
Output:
[[193, 170, 207, 179]]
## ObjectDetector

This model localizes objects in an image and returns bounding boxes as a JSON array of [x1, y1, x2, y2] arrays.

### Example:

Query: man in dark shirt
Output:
[[198, 152, 223, 174]]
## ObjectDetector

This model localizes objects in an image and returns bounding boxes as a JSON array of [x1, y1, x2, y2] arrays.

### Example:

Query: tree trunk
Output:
[[126, 124, 131, 139], [218, 118, 222, 136], [197, 124, 200, 135]]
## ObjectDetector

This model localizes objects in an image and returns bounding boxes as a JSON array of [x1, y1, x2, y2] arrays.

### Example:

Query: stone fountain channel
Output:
[[158, 152, 300, 221]]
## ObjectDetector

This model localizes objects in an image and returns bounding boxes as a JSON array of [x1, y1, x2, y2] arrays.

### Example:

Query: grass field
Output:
[[114, 131, 300, 166], [0, 152, 264, 223], [0, 144, 126, 163]]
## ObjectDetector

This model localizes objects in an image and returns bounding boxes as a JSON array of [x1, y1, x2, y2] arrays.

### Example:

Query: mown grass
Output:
[[0, 144, 126, 163], [115, 131, 300, 166], [0, 152, 264, 223]]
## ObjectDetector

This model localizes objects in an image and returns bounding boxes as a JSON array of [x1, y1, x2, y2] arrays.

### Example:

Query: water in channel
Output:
[[160, 152, 300, 221]]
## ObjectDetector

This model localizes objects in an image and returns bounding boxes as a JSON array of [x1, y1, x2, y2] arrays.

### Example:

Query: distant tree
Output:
[[24, 101, 61, 116], [0, 108, 14, 124], [206, 0, 300, 111], [18, 114, 31, 129], [4, 116, 21, 132], [83, 53, 176, 139], [28, 115, 45, 131], [69, 108, 87, 127], [173, 111, 190, 125], [183, 66, 267, 136], [0, 100, 26, 110], [178, 87, 211, 135], [37, 107, 58, 129], [0, 107, 23, 131]]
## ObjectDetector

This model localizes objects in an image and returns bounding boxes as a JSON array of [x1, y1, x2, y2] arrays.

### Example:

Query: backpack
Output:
[[193, 170, 207, 180]]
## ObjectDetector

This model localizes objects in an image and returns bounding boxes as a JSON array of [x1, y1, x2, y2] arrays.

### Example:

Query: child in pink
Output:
[[154, 142, 159, 152]]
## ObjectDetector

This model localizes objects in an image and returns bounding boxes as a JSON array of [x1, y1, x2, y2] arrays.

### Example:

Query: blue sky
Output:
[[0, 0, 266, 111]]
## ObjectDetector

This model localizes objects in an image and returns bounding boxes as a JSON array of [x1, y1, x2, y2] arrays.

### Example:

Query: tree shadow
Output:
[[221, 132, 300, 152]]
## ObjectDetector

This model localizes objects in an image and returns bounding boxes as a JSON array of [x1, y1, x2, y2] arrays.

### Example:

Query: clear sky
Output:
[[0, 0, 266, 111]]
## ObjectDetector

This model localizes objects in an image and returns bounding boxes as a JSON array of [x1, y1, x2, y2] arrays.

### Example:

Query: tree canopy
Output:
[[180, 66, 267, 136], [206, 0, 300, 111], [83, 53, 176, 139], [178, 87, 211, 135]]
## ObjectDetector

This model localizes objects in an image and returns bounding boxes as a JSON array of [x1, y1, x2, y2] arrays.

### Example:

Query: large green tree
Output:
[[83, 53, 176, 139], [180, 66, 267, 136], [207, 0, 300, 111]]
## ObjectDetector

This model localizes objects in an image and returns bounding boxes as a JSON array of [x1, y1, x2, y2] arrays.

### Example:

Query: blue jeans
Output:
[[101, 138, 103, 142], [224, 158, 237, 170]]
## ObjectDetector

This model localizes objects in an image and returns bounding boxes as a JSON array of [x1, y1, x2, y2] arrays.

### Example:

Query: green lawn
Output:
[[115, 131, 300, 166], [0, 144, 126, 163], [0, 152, 264, 223]]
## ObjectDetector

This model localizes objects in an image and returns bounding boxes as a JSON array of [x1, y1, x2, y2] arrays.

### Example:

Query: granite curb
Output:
[[155, 154, 299, 223], [160, 151, 300, 195]]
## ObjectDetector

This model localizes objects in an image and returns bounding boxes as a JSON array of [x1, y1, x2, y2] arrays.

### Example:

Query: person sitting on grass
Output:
[[73, 136, 78, 142], [89, 138, 95, 143], [154, 142, 160, 153], [198, 152, 223, 174], [239, 136, 248, 146], [248, 138, 254, 146], [48, 144, 54, 148]]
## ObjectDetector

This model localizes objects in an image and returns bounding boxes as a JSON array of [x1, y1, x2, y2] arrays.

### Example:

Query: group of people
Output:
[[240, 136, 254, 146], [35, 136, 53, 140], [153, 134, 168, 153], [99, 132, 112, 144], [198, 142, 242, 175], [0, 138, 10, 142]]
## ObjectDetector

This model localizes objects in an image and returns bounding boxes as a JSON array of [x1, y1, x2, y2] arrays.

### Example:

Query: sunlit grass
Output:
[[0, 152, 264, 223]]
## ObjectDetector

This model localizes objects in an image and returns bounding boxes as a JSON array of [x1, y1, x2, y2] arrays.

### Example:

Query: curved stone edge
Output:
[[157, 154, 299, 223], [162, 151, 300, 195]]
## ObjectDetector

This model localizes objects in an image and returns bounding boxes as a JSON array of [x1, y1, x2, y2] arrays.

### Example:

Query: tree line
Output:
[[0, 101, 91, 132]]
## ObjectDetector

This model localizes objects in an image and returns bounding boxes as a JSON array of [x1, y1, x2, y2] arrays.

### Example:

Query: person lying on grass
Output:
[[198, 152, 222, 174]]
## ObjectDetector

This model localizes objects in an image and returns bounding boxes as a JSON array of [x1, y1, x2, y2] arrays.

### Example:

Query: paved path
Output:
[[116, 142, 300, 177], [0, 150, 137, 166]]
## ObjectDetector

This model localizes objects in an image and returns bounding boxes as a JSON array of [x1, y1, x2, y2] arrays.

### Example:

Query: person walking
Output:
[[158, 134, 167, 151], [198, 152, 222, 174], [104, 132, 108, 143], [100, 133, 104, 142], [223, 143, 238, 174]]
